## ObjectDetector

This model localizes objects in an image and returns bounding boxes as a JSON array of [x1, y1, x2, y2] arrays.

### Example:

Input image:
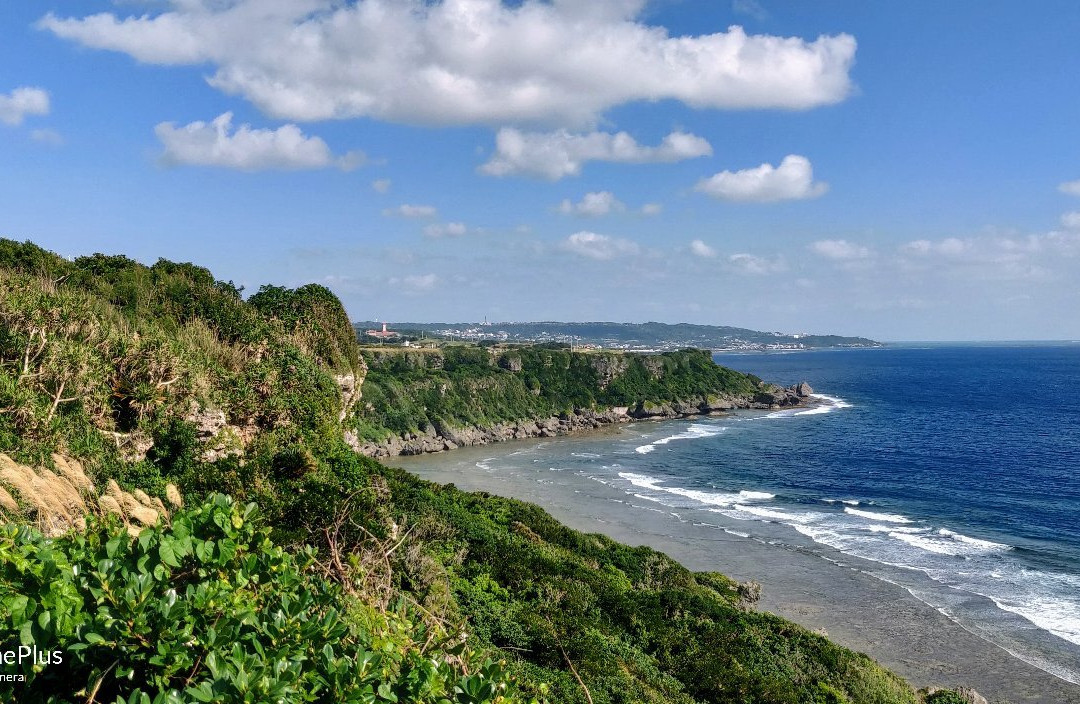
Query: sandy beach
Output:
[[389, 428, 1080, 704]]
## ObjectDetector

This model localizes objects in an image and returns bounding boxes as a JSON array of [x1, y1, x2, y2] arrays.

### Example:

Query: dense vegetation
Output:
[[2, 494, 523, 703], [0, 239, 954, 702], [354, 346, 758, 440]]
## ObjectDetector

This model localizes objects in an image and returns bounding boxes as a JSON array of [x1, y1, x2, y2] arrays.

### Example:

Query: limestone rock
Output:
[[498, 354, 523, 372], [185, 405, 248, 463], [589, 354, 629, 389]]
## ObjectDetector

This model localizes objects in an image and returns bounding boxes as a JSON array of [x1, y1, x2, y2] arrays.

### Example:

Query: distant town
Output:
[[355, 320, 882, 352]]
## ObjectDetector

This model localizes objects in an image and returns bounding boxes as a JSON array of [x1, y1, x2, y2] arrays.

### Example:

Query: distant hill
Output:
[[355, 320, 881, 351]]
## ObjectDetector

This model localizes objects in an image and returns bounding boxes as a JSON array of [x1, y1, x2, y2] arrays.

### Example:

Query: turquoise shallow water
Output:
[[396, 344, 1080, 695]]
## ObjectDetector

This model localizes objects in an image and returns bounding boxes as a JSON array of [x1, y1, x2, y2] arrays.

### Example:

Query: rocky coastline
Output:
[[347, 381, 815, 458]]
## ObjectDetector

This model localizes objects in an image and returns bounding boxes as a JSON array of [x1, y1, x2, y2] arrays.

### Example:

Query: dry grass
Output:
[[165, 483, 183, 509], [98, 495, 124, 518], [52, 454, 94, 492], [0, 453, 175, 537], [0, 485, 18, 514]]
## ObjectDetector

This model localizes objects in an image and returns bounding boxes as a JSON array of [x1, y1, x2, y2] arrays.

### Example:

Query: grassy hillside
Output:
[[0, 239, 952, 703]]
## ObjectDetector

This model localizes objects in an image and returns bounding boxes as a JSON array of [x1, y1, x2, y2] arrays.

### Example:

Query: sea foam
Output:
[[845, 507, 912, 523], [634, 423, 725, 454], [618, 472, 768, 509]]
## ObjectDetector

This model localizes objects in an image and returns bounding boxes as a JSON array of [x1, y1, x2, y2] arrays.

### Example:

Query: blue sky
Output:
[[2, 0, 1079, 341]]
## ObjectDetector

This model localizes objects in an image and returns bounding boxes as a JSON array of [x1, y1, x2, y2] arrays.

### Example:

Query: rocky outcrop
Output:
[[919, 688, 988, 704], [335, 373, 358, 421], [185, 405, 255, 463], [111, 430, 154, 464], [350, 382, 815, 459], [752, 383, 810, 409], [589, 355, 629, 389], [498, 354, 523, 372], [349, 407, 637, 458]]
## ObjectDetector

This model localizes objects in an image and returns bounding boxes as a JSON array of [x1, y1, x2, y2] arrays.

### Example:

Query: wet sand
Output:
[[389, 430, 1080, 704]]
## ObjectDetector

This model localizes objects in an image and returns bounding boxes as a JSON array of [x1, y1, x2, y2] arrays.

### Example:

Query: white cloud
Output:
[[1062, 212, 1080, 230], [482, 128, 711, 180], [811, 239, 871, 260], [557, 191, 625, 217], [1058, 180, 1080, 197], [30, 128, 64, 146], [895, 232, 1080, 283], [727, 253, 786, 274], [696, 154, 828, 203], [689, 239, 717, 258], [0, 87, 49, 126], [371, 178, 391, 194], [641, 203, 663, 216], [155, 112, 363, 171], [383, 204, 438, 218], [561, 231, 640, 260], [40, 3, 856, 127], [423, 222, 468, 238]]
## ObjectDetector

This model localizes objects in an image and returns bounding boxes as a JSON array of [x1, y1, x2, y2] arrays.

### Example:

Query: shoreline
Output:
[[349, 383, 815, 458], [387, 423, 1080, 704]]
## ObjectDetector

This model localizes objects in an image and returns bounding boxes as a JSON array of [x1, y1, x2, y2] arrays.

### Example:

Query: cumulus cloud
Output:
[[810, 239, 871, 260], [383, 204, 438, 218], [896, 232, 1080, 282], [39, 2, 856, 127], [371, 178, 391, 194], [1060, 180, 1080, 197], [155, 112, 363, 171], [423, 222, 468, 238], [0, 87, 49, 126], [561, 231, 640, 260], [557, 191, 625, 217], [641, 203, 663, 216], [482, 128, 711, 180], [689, 239, 717, 258], [1062, 212, 1080, 230], [696, 154, 828, 203]]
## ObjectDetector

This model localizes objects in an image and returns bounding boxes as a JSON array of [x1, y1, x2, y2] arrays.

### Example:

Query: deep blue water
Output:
[[600, 344, 1080, 682], [715, 345, 1080, 570]]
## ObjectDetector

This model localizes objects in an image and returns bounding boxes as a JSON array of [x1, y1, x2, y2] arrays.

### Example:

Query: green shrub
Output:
[[0, 494, 532, 703]]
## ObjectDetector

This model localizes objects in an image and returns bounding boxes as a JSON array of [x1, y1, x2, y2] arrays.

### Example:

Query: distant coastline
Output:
[[355, 319, 882, 353]]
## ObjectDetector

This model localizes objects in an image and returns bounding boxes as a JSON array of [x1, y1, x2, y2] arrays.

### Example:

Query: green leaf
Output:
[[19, 620, 33, 646], [106, 535, 124, 558], [159, 539, 181, 568]]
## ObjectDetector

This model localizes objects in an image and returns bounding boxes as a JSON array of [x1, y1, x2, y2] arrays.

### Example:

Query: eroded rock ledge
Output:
[[347, 382, 814, 458]]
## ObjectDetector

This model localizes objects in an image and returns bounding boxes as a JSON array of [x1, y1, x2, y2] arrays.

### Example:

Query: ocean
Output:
[[393, 344, 1080, 697]]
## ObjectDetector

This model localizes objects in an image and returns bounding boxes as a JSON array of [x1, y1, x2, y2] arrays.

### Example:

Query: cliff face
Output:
[[347, 346, 813, 458]]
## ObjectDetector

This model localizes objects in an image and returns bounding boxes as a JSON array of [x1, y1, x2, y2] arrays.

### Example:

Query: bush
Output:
[[0, 494, 532, 703]]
